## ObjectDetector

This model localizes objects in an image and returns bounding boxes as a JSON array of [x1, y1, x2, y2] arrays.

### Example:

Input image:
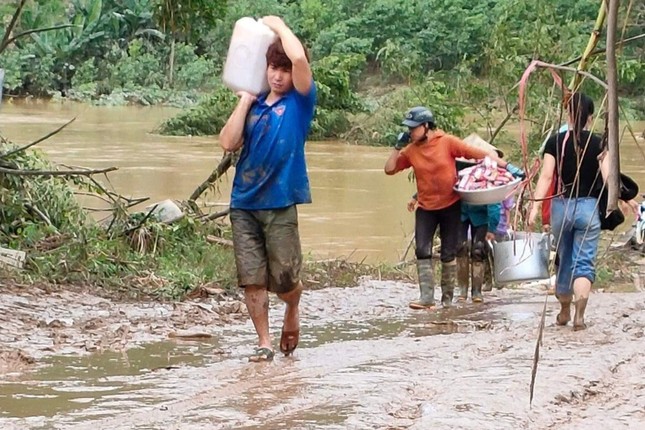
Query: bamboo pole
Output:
[[605, 0, 620, 213], [569, 1, 608, 91]]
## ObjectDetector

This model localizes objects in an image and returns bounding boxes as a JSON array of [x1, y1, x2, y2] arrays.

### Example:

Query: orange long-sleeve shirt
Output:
[[394, 130, 490, 210]]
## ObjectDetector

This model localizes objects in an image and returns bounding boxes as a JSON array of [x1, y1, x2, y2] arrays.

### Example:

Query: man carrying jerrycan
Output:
[[219, 16, 316, 362], [384, 107, 525, 310]]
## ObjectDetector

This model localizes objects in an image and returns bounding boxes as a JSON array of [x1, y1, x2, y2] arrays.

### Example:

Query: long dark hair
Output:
[[567, 92, 594, 147]]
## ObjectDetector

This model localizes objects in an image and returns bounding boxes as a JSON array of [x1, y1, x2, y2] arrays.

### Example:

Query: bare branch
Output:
[[200, 208, 230, 222], [3, 24, 76, 49], [74, 191, 114, 205], [534, 61, 608, 89], [0, 166, 117, 176], [559, 33, 645, 67], [206, 235, 233, 247], [123, 205, 158, 235], [0, 0, 27, 55], [1, 117, 77, 159], [187, 152, 233, 213], [489, 105, 518, 145], [25, 203, 53, 227]]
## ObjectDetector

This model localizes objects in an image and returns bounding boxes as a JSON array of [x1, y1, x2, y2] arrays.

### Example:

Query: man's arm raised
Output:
[[262, 16, 312, 95]]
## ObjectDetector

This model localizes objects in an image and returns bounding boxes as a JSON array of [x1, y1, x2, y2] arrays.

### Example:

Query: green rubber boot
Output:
[[482, 256, 494, 292], [457, 254, 470, 302], [409, 259, 436, 310], [441, 261, 457, 307], [471, 261, 484, 303]]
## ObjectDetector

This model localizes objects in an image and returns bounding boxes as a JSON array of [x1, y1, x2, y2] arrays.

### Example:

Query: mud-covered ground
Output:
[[1, 272, 644, 429], [0, 282, 247, 371]]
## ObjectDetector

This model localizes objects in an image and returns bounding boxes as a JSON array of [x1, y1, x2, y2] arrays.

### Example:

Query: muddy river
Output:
[[1, 102, 645, 429]]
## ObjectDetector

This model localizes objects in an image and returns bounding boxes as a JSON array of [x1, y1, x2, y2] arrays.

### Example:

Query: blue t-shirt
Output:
[[230, 83, 317, 210]]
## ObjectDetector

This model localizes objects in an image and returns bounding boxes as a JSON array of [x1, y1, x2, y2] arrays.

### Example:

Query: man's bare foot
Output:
[[280, 304, 300, 355], [278, 286, 301, 355], [555, 294, 572, 326]]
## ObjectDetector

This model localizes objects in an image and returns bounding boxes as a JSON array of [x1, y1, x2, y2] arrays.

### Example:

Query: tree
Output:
[[152, 0, 226, 86]]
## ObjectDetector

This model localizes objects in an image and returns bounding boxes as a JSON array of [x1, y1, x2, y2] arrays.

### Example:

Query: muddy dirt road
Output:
[[1, 281, 644, 429]]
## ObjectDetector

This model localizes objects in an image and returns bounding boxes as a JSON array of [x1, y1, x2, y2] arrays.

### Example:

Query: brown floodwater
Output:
[[1, 101, 643, 263]]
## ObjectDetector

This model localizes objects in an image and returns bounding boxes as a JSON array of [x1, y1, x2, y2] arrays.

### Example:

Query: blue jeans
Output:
[[551, 197, 601, 296]]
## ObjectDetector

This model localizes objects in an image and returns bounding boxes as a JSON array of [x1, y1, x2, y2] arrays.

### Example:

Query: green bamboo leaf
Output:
[[86, 0, 103, 27]]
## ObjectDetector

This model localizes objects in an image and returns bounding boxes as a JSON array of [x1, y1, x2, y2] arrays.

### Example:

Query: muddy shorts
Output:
[[229, 206, 302, 294]]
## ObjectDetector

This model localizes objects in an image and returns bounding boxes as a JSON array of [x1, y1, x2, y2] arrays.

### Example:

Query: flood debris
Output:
[[0, 246, 25, 269], [0, 348, 35, 375], [168, 330, 214, 340]]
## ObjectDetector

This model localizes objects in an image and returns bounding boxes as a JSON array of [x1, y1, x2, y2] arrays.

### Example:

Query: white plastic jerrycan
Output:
[[222, 17, 277, 95]]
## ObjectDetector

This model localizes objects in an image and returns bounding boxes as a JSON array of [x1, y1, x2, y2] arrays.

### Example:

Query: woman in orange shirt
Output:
[[385, 106, 524, 309]]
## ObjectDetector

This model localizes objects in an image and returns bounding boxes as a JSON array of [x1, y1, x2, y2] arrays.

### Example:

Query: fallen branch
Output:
[[0, 117, 76, 159], [206, 235, 233, 247], [73, 191, 115, 205], [201, 208, 230, 222], [0, 246, 26, 269], [81, 173, 148, 210], [25, 203, 53, 227], [0, 166, 117, 176], [79, 176, 149, 209], [187, 152, 233, 214], [168, 331, 213, 340], [123, 205, 158, 236]]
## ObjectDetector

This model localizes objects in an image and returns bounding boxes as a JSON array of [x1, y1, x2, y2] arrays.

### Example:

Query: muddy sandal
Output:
[[279, 329, 300, 356], [248, 347, 275, 363]]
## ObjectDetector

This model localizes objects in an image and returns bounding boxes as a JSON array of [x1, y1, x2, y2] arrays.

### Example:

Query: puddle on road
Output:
[[0, 340, 219, 419]]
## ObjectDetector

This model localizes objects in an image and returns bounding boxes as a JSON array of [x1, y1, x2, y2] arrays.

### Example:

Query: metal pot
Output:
[[491, 232, 550, 284]]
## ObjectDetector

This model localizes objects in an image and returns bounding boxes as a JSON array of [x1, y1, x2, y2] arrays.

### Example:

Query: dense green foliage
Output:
[[0, 0, 227, 106], [1, 0, 644, 143]]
